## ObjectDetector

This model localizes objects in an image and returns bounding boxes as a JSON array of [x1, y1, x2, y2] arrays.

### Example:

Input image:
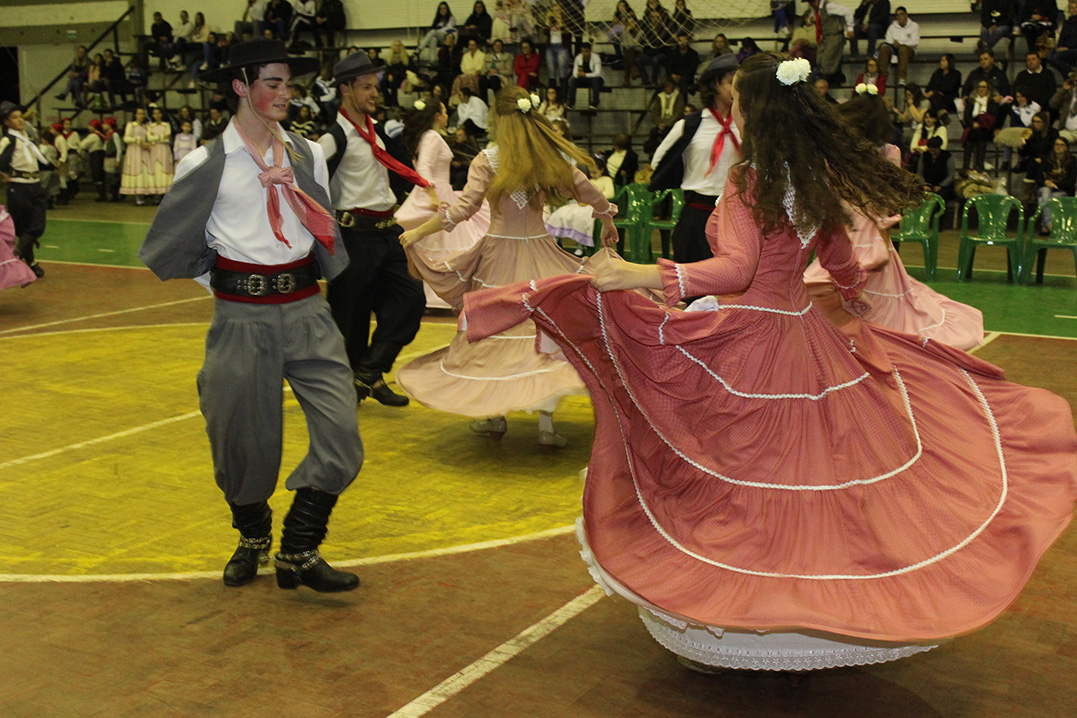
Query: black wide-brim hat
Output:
[[333, 51, 378, 86], [0, 100, 25, 121], [698, 54, 740, 87], [198, 38, 320, 84]]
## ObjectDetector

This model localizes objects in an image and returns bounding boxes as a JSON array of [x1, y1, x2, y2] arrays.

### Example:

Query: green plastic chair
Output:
[[957, 194, 1024, 282], [892, 193, 944, 280], [642, 188, 685, 261], [1022, 196, 1077, 284], [612, 183, 653, 263]]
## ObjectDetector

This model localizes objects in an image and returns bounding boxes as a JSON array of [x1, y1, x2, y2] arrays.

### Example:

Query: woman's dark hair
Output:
[[433, 2, 453, 24], [1032, 110, 1051, 133], [612, 133, 632, 150], [940, 53, 955, 71], [402, 101, 442, 158], [731, 52, 923, 235], [904, 82, 924, 105], [838, 94, 894, 146]]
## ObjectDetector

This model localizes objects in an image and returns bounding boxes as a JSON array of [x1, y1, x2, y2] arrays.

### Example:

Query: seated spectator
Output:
[[1014, 51, 1057, 116], [482, 38, 513, 99], [924, 53, 961, 114], [851, 0, 890, 60], [602, 133, 639, 186], [381, 41, 410, 107], [876, 6, 918, 87], [290, 0, 318, 50], [737, 37, 761, 64], [1019, 0, 1057, 56], [146, 13, 175, 68], [287, 85, 321, 126], [567, 43, 604, 109], [979, 0, 1016, 53], [790, 11, 819, 64], [636, 7, 673, 86], [435, 32, 463, 91], [1032, 137, 1076, 234], [996, 87, 1042, 168], [538, 85, 566, 122], [962, 51, 1011, 107], [670, 0, 695, 38], [514, 39, 541, 90], [101, 49, 129, 107], [451, 38, 487, 107], [609, 1, 639, 68], [178, 12, 210, 71], [1019, 111, 1059, 173], [237, 0, 265, 39], [84, 54, 107, 109], [645, 76, 685, 156], [55, 45, 90, 105], [856, 57, 887, 95], [449, 124, 480, 189], [620, 16, 643, 86], [917, 136, 955, 202], [1049, 1, 1077, 77], [314, 0, 346, 48], [909, 108, 948, 170], [420, 2, 457, 63], [963, 80, 1000, 170], [814, 76, 839, 105], [289, 105, 319, 139], [311, 63, 339, 119], [666, 32, 699, 96], [545, 6, 573, 90], [711, 32, 733, 57], [261, 0, 293, 40], [1051, 73, 1077, 142], [454, 86, 489, 135], [888, 83, 928, 143], [459, 1, 493, 46]]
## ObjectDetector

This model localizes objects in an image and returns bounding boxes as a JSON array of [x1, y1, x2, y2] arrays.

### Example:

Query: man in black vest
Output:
[[138, 38, 362, 593], [649, 54, 740, 265], [318, 52, 429, 407], [0, 101, 51, 278]]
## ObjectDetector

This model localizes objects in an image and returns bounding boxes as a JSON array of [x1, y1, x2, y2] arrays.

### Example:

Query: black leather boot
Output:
[[355, 343, 410, 406], [354, 374, 410, 406], [275, 488, 359, 592], [223, 500, 272, 587]]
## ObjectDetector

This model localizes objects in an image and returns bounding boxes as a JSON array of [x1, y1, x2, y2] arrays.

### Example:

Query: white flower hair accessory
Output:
[[517, 97, 533, 113], [530, 93, 541, 108], [414, 99, 427, 111], [775, 58, 812, 86], [855, 82, 879, 96]]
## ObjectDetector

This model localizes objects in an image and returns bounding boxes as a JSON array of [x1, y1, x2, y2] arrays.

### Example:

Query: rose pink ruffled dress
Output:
[[398, 146, 617, 418], [461, 169, 1077, 670], [395, 130, 490, 309], [804, 145, 984, 351], [0, 206, 37, 290]]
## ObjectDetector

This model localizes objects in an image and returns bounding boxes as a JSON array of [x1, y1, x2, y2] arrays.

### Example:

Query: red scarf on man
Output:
[[339, 108, 430, 189], [706, 108, 740, 177]]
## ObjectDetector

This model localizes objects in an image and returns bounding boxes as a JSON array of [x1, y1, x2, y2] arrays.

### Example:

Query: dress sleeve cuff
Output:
[[438, 202, 458, 232], [592, 202, 618, 219], [832, 268, 867, 300], [657, 258, 686, 306]]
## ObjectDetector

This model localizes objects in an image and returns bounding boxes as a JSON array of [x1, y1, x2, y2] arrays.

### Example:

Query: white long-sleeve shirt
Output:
[[885, 18, 920, 47]]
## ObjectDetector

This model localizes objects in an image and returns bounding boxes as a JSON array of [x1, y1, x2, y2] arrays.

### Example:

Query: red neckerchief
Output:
[[706, 108, 741, 176], [815, 7, 823, 44], [339, 108, 430, 189]]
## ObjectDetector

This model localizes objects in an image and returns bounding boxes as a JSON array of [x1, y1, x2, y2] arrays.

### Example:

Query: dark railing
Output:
[[26, 5, 136, 125]]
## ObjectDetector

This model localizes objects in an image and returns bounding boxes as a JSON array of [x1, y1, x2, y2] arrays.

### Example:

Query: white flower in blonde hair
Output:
[[414, 99, 427, 111], [775, 58, 812, 86], [517, 97, 533, 113], [855, 82, 879, 96]]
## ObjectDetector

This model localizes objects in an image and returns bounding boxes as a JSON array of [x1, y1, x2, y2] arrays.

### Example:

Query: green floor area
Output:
[[35, 218, 1077, 338]]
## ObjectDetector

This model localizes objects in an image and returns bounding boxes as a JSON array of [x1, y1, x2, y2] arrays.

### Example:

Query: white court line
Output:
[[49, 217, 152, 226], [0, 295, 212, 335], [97, 248, 115, 253], [1055, 315, 1077, 320], [385, 586, 606, 718], [0, 322, 210, 341], [971, 332, 1002, 352], [0, 525, 576, 583]]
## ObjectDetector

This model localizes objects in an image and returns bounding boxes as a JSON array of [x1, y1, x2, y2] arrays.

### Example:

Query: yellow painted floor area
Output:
[[0, 320, 596, 577]]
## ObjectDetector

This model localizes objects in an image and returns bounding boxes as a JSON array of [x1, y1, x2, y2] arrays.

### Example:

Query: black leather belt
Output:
[[210, 260, 319, 298], [336, 209, 397, 230], [10, 170, 41, 181]]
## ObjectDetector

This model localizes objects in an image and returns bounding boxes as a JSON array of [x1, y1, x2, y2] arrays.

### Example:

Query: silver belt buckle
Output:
[[274, 272, 296, 294], [338, 211, 355, 228], [246, 274, 269, 296]]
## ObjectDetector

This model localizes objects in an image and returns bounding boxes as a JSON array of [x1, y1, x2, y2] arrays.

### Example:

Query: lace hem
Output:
[[592, 202, 618, 219], [438, 203, 459, 232]]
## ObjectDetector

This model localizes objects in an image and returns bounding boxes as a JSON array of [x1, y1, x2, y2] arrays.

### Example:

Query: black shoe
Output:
[[356, 376, 409, 406], [29, 263, 44, 278], [275, 550, 360, 591], [223, 535, 271, 586]]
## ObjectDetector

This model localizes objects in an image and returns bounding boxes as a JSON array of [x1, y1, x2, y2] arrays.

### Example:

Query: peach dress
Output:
[[399, 146, 616, 418], [462, 169, 1077, 670]]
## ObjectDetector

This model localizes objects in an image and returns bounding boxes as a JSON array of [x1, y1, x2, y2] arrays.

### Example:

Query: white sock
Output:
[[539, 411, 555, 434]]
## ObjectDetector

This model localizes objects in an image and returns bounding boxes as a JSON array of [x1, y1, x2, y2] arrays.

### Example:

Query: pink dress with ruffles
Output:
[[461, 169, 1077, 667], [804, 144, 984, 351], [395, 130, 489, 309], [398, 146, 616, 418], [0, 206, 37, 290]]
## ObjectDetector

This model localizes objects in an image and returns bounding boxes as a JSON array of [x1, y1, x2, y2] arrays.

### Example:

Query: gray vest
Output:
[[138, 130, 348, 282]]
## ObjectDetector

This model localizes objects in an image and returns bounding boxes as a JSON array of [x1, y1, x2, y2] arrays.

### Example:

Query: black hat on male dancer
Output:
[[1, 100, 52, 278], [649, 54, 740, 268], [139, 38, 363, 592], [317, 50, 430, 406]]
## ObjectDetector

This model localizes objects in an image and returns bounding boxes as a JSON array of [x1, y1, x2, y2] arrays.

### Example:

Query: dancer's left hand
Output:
[[845, 292, 873, 318], [599, 218, 618, 247]]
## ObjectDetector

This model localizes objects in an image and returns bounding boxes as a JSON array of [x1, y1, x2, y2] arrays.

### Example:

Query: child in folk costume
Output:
[[395, 98, 489, 309], [399, 85, 618, 447], [461, 53, 1077, 671], [146, 105, 175, 199], [173, 120, 198, 163], [101, 117, 124, 202], [803, 92, 984, 351], [120, 107, 152, 205], [138, 38, 362, 593], [78, 119, 109, 202]]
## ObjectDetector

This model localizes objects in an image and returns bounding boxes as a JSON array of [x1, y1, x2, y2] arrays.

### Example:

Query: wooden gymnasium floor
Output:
[[1, 201, 1076, 718]]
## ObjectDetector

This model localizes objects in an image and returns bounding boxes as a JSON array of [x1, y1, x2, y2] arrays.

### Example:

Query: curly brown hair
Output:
[[731, 53, 923, 236]]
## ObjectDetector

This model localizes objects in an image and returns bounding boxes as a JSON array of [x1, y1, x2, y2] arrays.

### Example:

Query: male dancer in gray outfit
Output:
[[139, 38, 361, 592]]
